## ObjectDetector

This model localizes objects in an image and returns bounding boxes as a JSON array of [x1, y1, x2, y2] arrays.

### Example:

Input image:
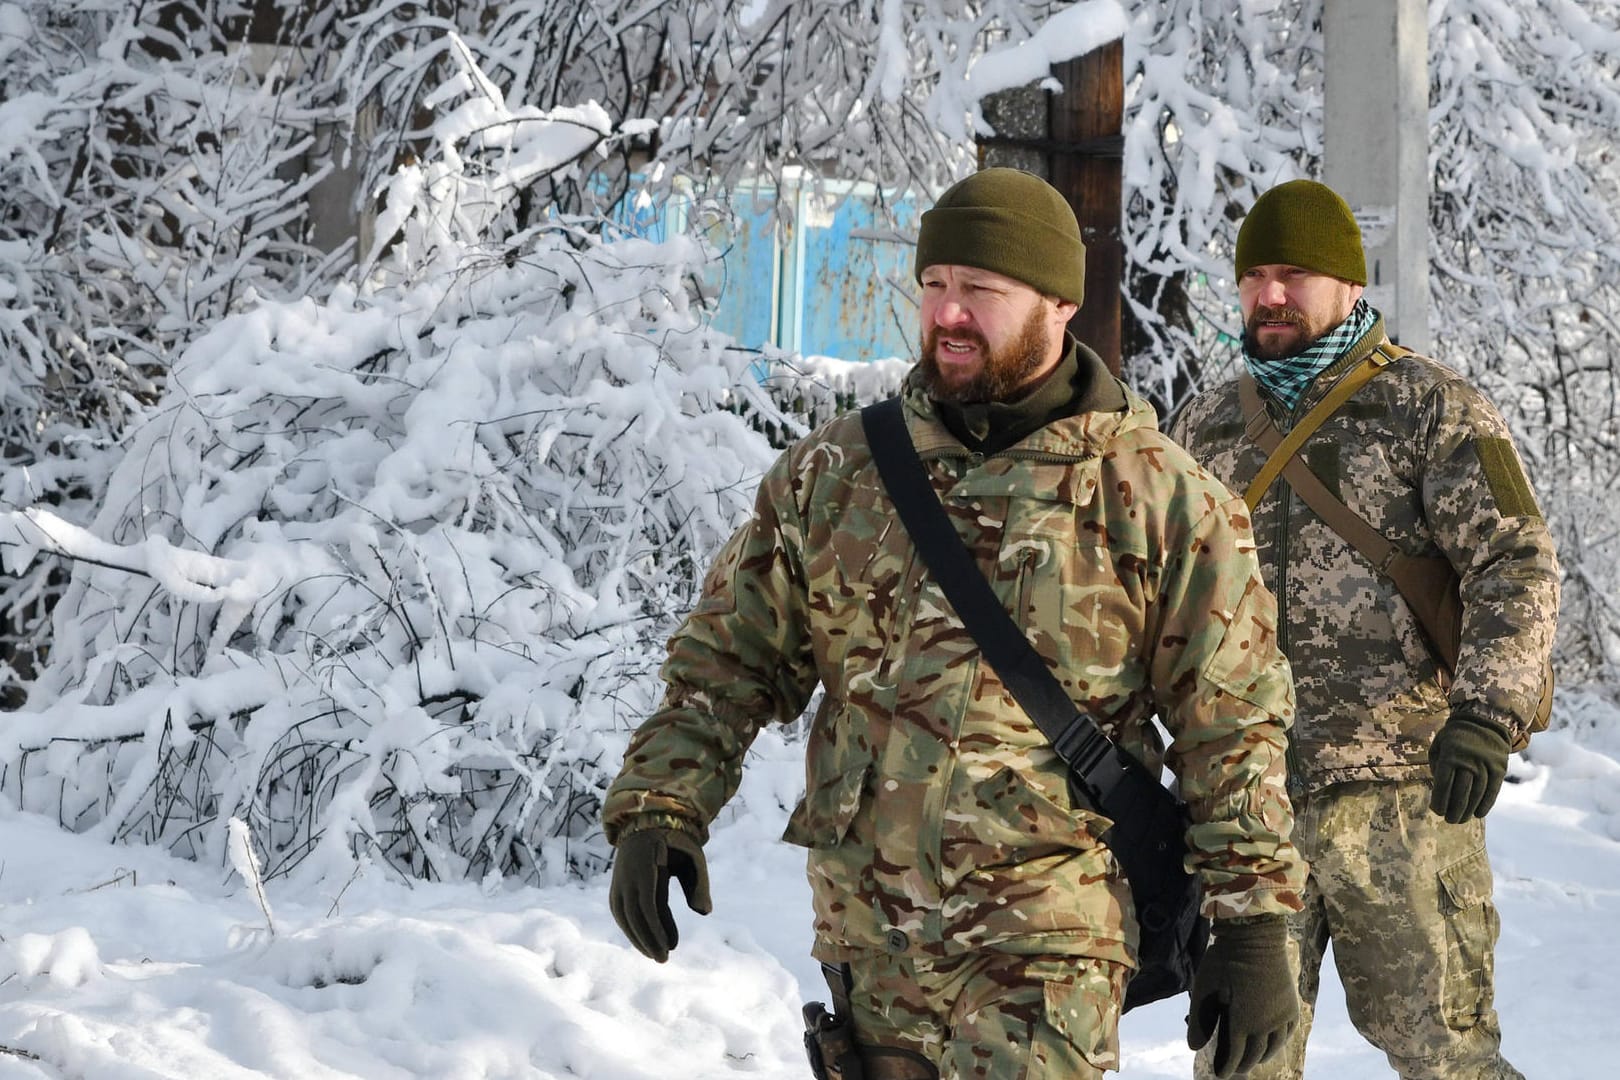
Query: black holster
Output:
[[803, 1000, 864, 1080], [802, 963, 938, 1080]]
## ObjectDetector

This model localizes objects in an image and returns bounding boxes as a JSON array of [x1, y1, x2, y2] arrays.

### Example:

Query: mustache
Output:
[[1249, 305, 1307, 327], [924, 326, 990, 354]]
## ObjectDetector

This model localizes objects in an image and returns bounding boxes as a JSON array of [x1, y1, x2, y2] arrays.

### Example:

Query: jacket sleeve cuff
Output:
[[607, 811, 707, 847], [1447, 706, 1516, 745], [1202, 881, 1305, 922], [1214, 912, 1287, 928]]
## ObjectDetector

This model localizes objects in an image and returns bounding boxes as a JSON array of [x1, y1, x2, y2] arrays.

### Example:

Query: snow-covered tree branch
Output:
[[0, 47, 795, 885], [4, 0, 1620, 886]]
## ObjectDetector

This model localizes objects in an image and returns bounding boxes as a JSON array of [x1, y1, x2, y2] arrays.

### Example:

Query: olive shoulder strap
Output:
[[1240, 344, 1409, 511], [1237, 344, 1463, 672]]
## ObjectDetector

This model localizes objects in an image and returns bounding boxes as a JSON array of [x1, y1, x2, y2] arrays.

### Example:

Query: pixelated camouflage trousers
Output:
[[841, 949, 1130, 1078], [1196, 779, 1524, 1080]]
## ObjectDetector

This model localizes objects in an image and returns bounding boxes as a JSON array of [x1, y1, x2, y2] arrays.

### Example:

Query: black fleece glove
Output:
[[609, 827, 712, 962], [1187, 915, 1298, 1078], [1429, 712, 1512, 824]]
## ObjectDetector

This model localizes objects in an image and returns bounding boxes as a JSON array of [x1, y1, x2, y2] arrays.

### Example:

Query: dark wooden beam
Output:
[[1051, 42, 1125, 376], [976, 42, 1125, 375]]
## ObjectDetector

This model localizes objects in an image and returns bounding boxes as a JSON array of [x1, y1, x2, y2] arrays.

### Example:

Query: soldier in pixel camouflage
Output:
[[1170, 179, 1561, 1080], [604, 168, 1307, 1079]]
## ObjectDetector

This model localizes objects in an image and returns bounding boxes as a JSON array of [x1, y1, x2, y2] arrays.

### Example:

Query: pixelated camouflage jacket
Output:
[[1170, 317, 1560, 793], [604, 357, 1305, 968]]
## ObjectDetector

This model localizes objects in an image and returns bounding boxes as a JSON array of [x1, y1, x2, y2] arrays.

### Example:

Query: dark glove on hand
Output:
[[609, 827, 712, 962], [1187, 915, 1297, 1078], [1429, 712, 1512, 824], [609, 829, 709, 965]]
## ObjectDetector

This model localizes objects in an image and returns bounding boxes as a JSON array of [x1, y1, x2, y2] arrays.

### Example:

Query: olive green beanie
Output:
[[914, 168, 1086, 305], [1235, 179, 1367, 285]]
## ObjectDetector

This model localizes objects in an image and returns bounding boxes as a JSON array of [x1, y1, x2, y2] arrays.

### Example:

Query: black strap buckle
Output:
[[1051, 715, 1130, 808]]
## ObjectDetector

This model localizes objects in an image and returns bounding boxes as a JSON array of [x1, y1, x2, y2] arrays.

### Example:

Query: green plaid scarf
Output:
[[1244, 299, 1377, 412]]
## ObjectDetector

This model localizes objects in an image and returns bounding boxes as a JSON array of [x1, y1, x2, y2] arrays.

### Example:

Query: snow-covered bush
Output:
[[1118, 0, 1324, 405], [1425, 1, 1620, 679], [7, 0, 1620, 881], [0, 1, 345, 703], [335, 1, 1117, 224], [0, 51, 787, 887], [754, 354, 911, 447]]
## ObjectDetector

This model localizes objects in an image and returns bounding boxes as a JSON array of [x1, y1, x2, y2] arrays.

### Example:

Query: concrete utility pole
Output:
[[1324, 0, 1430, 353]]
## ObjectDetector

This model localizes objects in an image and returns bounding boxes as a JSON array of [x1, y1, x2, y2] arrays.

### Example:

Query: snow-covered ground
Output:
[[3, 689, 1618, 1079]]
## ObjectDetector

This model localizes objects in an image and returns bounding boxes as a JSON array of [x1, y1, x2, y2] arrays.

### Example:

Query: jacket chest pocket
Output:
[[1002, 527, 1146, 696], [809, 508, 902, 675]]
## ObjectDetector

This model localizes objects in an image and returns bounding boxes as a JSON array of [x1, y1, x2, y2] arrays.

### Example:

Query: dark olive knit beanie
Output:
[[914, 168, 1086, 305], [1235, 179, 1367, 285]]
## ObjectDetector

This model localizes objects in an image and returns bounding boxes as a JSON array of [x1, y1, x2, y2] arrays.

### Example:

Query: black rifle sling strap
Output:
[[858, 397, 1129, 806], [860, 395, 1207, 1012], [859, 397, 1127, 798]]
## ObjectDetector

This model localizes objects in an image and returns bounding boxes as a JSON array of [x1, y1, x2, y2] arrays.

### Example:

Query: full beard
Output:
[[1243, 304, 1330, 361], [919, 307, 1054, 404]]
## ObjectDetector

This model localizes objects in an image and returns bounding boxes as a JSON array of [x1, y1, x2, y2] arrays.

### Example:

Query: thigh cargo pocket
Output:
[[1032, 976, 1121, 1076], [1437, 846, 1499, 1030]]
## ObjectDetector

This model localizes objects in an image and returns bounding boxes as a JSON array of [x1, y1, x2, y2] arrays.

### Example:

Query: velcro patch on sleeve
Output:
[[1474, 437, 1541, 520]]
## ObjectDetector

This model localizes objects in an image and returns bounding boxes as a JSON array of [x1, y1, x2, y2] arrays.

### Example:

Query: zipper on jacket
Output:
[[1273, 396, 1308, 797], [1275, 483, 1306, 798], [1267, 348, 1376, 795], [923, 445, 1099, 468], [886, 492, 955, 907], [997, 449, 1099, 465]]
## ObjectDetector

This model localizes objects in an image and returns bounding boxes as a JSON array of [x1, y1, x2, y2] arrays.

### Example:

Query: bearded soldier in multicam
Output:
[[604, 168, 1306, 1080], [1170, 179, 1560, 1080]]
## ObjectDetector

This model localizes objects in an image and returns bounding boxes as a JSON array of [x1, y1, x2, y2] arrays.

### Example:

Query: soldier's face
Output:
[[1239, 264, 1365, 360], [917, 264, 1077, 404]]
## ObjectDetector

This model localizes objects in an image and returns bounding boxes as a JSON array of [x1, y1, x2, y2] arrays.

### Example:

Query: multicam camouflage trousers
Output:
[[1196, 779, 1523, 1080], [842, 948, 1129, 1079]]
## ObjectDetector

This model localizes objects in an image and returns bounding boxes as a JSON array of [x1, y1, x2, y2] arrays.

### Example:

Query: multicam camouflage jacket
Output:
[[1170, 316, 1560, 794], [605, 357, 1305, 969]]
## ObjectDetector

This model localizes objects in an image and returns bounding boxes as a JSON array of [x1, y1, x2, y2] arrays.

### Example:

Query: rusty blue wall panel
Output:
[[788, 189, 919, 362], [704, 197, 780, 353], [616, 175, 921, 365]]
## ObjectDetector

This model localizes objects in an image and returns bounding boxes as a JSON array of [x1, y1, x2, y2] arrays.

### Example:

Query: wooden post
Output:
[[980, 42, 1125, 375], [1052, 43, 1124, 376]]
